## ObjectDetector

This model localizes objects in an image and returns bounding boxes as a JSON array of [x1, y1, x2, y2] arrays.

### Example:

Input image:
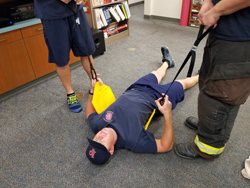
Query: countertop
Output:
[[0, 18, 41, 34]]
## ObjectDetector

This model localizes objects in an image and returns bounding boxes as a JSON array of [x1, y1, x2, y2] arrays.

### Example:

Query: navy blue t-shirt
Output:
[[211, 0, 250, 41], [88, 90, 158, 153], [34, 0, 84, 20]]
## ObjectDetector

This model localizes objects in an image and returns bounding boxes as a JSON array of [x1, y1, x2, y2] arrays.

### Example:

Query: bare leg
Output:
[[176, 75, 199, 90], [56, 64, 74, 94], [56, 55, 95, 95], [81, 55, 95, 81], [151, 62, 169, 84]]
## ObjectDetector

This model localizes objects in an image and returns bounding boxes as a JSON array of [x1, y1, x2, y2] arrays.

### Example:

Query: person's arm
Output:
[[85, 76, 103, 119], [154, 95, 174, 153], [200, 0, 250, 28]]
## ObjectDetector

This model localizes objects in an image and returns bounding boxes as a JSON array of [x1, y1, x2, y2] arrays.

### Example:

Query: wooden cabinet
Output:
[[188, 0, 203, 28], [0, 23, 81, 94], [21, 23, 81, 78], [0, 30, 36, 94], [89, 0, 130, 45]]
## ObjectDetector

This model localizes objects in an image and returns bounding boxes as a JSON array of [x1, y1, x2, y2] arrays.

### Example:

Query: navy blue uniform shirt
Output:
[[88, 90, 158, 154], [34, 0, 84, 20], [212, 0, 250, 41]]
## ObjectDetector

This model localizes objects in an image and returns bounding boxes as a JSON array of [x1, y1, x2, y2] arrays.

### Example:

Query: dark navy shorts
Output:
[[42, 9, 96, 67], [126, 73, 185, 109]]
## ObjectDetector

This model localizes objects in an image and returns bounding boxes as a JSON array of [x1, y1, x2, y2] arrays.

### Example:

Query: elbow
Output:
[[86, 111, 90, 119], [157, 139, 174, 153], [165, 142, 174, 152]]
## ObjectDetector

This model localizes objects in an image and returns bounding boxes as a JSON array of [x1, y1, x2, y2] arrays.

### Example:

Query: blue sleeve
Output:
[[132, 130, 157, 153]]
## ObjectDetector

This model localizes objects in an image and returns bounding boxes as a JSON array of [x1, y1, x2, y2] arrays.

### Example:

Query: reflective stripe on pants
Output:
[[194, 135, 225, 155]]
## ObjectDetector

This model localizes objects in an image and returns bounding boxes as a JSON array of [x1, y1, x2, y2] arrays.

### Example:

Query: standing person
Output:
[[174, 0, 250, 159], [85, 47, 199, 165], [34, 0, 96, 113]]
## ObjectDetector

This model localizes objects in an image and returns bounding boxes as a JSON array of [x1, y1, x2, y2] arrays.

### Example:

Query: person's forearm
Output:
[[213, 0, 250, 16], [157, 114, 174, 153], [85, 94, 96, 119]]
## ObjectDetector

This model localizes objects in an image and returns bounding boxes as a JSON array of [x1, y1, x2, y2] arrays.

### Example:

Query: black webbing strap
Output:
[[160, 25, 213, 103], [64, 3, 97, 80]]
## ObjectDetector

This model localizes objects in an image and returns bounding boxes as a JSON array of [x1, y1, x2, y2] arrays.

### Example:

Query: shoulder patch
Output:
[[103, 111, 114, 123]]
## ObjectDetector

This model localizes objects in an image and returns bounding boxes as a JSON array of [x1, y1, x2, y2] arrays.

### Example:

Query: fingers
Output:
[[92, 74, 103, 85], [155, 94, 168, 107], [97, 78, 103, 85], [155, 94, 172, 114], [75, 0, 83, 5]]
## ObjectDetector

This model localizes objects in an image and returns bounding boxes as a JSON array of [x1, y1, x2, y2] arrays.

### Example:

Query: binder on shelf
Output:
[[115, 5, 125, 21], [122, 1, 131, 18]]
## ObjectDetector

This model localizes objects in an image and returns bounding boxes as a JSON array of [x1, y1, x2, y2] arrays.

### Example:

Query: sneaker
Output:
[[161, 46, 175, 68], [67, 93, 82, 113]]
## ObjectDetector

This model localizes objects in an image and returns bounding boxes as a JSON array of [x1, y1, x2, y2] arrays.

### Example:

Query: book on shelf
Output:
[[115, 4, 125, 21], [94, 8, 103, 29], [103, 23, 128, 38], [108, 6, 120, 22], [119, 4, 127, 19], [92, 0, 120, 7], [113, 6, 122, 20], [99, 7, 108, 26], [102, 7, 112, 25], [122, 1, 130, 18]]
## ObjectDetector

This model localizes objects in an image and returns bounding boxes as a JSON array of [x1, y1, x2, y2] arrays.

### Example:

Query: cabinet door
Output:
[[24, 34, 80, 78], [24, 34, 55, 78], [0, 40, 36, 94]]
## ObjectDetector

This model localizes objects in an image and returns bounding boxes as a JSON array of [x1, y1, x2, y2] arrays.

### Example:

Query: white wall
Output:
[[144, 0, 183, 19], [129, 0, 144, 5]]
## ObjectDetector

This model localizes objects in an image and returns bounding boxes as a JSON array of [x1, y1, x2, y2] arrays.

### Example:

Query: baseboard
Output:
[[144, 15, 180, 23], [129, 1, 144, 7]]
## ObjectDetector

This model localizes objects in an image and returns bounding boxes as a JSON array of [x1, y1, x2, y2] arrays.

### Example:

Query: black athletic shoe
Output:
[[161, 46, 175, 68]]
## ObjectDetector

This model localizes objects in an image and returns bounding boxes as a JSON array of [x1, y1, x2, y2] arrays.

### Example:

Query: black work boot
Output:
[[184, 116, 199, 131], [174, 143, 200, 159]]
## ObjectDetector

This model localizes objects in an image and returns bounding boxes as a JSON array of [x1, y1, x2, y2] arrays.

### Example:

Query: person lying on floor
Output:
[[85, 46, 199, 165]]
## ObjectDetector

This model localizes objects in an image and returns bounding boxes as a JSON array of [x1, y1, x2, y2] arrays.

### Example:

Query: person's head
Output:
[[86, 127, 117, 165]]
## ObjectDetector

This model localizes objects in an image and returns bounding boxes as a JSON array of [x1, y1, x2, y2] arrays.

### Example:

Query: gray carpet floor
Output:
[[0, 3, 250, 187]]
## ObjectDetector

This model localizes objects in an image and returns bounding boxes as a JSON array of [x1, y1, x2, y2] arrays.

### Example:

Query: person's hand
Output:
[[90, 74, 103, 93], [155, 94, 172, 117], [198, 0, 218, 28], [61, 0, 71, 4], [74, 0, 83, 5], [200, 9, 219, 29]]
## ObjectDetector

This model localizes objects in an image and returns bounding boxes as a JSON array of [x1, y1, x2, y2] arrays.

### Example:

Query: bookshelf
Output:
[[188, 0, 202, 28], [89, 0, 130, 45]]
